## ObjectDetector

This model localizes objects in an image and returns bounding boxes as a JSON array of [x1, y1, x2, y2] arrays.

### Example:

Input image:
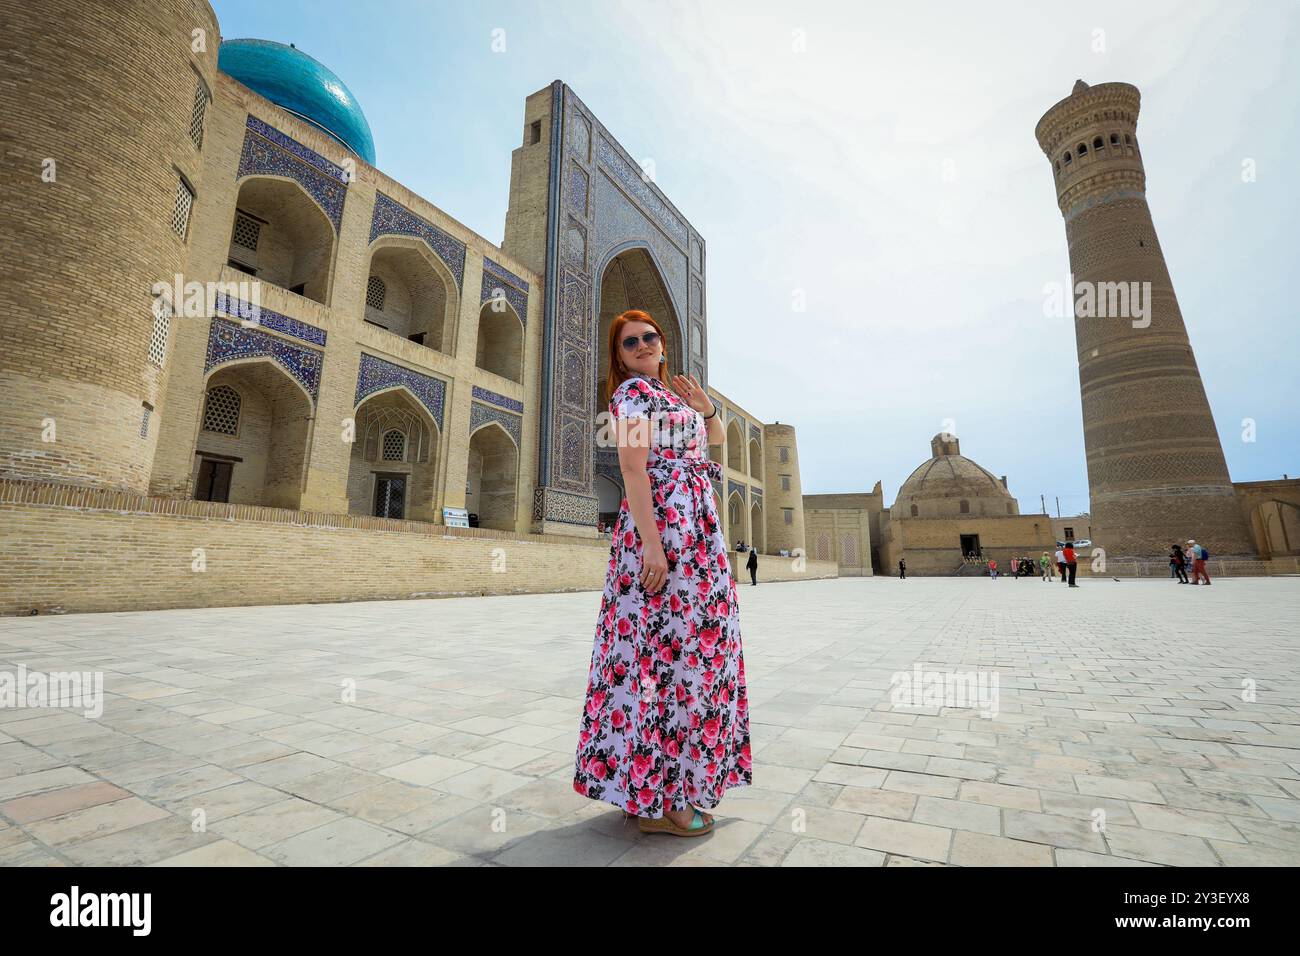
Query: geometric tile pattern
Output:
[[213, 293, 327, 347], [469, 402, 521, 448], [369, 192, 467, 290], [354, 353, 446, 428], [203, 317, 323, 401], [470, 385, 523, 414], [237, 116, 349, 233], [479, 258, 529, 325]]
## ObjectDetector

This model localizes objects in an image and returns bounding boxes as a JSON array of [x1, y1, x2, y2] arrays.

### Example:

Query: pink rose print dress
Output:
[[573, 374, 753, 818]]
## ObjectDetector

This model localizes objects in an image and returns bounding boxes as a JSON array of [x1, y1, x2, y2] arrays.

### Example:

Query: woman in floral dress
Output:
[[573, 309, 752, 836]]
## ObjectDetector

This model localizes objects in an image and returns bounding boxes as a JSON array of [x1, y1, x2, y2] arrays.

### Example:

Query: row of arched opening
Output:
[[191, 359, 520, 530], [728, 492, 766, 552], [1054, 132, 1138, 175], [717, 421, 764, 481], [226, 176, 526, 385]]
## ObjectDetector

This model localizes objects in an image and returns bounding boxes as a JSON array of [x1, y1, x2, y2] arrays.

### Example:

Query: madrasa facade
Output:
[[0, 0, 819, 614]]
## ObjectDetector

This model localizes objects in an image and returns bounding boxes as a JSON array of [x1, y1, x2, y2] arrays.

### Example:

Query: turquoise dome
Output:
[[218, 38, 376, 165]]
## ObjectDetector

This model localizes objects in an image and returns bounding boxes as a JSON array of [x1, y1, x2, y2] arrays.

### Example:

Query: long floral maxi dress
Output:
[[573, 374, 753, 818]]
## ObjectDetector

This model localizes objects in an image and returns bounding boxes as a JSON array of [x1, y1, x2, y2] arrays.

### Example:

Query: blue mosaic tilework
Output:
[[596, 135, 689, 248], [471, 385, 523, 414], [533, 486, 598, 526], [470, 401, 522, 448], [246, 116, 350, 182], [369, 192, 467, 289], [749, 422, 761, 445], [354, 352, 446, 427], [204, 317, 323, 401], [482, 258, 529, 293], [568, 112, 591, 162], [594, 446, 619, 480], [568, 162, 588, 216], [711, 477, 723, 500], [237, 117, 347, 233], [561, 267, 588, 335], [728, 479, 747, 502], [479, 258, 529, 325], [564, 217, 587, 267], [727, 409, 745, 429], [213, 292, 327, 347], [751, 487, 763, 501]]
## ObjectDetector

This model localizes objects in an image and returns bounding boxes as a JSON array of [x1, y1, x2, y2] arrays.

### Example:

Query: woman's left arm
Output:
[[702, 409, 724, 447]]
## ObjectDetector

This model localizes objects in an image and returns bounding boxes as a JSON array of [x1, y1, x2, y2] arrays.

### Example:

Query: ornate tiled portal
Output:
[[532, 84, 710, 529]]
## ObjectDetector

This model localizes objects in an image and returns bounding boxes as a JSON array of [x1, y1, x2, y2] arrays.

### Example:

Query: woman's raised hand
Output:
[[670, 373, 712, 416]]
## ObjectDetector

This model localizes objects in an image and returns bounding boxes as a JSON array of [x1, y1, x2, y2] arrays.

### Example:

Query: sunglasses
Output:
[[620, 330, 661, 351]]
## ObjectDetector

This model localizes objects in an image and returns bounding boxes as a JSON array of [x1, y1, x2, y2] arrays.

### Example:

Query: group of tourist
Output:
[[976, 545, 1079, 586], [1169, 539, 1212, 585], [1006, 556, 1044, 579], [1049, 544, 1079, 587]]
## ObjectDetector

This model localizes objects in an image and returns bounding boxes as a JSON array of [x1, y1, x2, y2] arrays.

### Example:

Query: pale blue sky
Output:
[[212, 0, 1299, 513]]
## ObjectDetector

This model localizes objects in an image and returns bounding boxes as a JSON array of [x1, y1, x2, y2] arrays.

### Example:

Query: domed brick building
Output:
[[806, 433, 1058, 577], [880, 433, 1057, 575], [894, 433, 1020, 520]]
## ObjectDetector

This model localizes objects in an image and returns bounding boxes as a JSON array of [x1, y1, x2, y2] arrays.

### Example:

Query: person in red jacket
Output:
[[1062, 542, 1078, 587]]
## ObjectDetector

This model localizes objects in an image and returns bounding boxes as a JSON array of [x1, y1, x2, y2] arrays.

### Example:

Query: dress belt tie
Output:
[[646, 457, 722, 497]]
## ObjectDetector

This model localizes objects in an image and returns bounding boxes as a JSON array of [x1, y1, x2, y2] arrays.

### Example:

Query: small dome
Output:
[[219, 38, 376, 165], [894, 435, 1019, 519]]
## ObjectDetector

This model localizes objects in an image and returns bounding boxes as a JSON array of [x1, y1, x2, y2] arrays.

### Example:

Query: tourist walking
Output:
[[1063, 541, 1078, 587], [1170, 543, 1189, 584], [898, 557, 906, 580], [747, 546, 758, 586], [1187, 538, 1212, 585], [988, 559, 998, 580], [1040, 551, 1052, 581], [573, 309, 751, 836], [1010, 556, 1019, 579], [1055, 546, 1067, 584]]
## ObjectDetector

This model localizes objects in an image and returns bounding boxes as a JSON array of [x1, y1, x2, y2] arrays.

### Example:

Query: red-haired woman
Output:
[[572, 310, 752, 836]]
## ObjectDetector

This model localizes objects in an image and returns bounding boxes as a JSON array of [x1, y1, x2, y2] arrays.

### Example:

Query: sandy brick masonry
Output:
[[1034, 81, 1256, 558], [0, 479, 836, 615]]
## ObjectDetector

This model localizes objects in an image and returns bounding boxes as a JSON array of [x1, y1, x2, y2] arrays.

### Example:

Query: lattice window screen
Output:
[[202, 385, 240, 435]]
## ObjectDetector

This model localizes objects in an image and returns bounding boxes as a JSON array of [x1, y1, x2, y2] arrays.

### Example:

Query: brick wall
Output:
[[0, 0, 220, 492], [0, 479, 836, 615]]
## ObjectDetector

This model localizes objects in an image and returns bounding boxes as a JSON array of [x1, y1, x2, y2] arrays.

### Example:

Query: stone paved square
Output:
[[1, 577, 1298, 866]]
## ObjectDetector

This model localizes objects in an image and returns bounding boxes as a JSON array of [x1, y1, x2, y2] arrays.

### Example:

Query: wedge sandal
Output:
[[637, 808, 715, 836]]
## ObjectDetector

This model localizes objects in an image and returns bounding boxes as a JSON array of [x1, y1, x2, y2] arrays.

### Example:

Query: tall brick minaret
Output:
[[1035, 80, 1254, 558]]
